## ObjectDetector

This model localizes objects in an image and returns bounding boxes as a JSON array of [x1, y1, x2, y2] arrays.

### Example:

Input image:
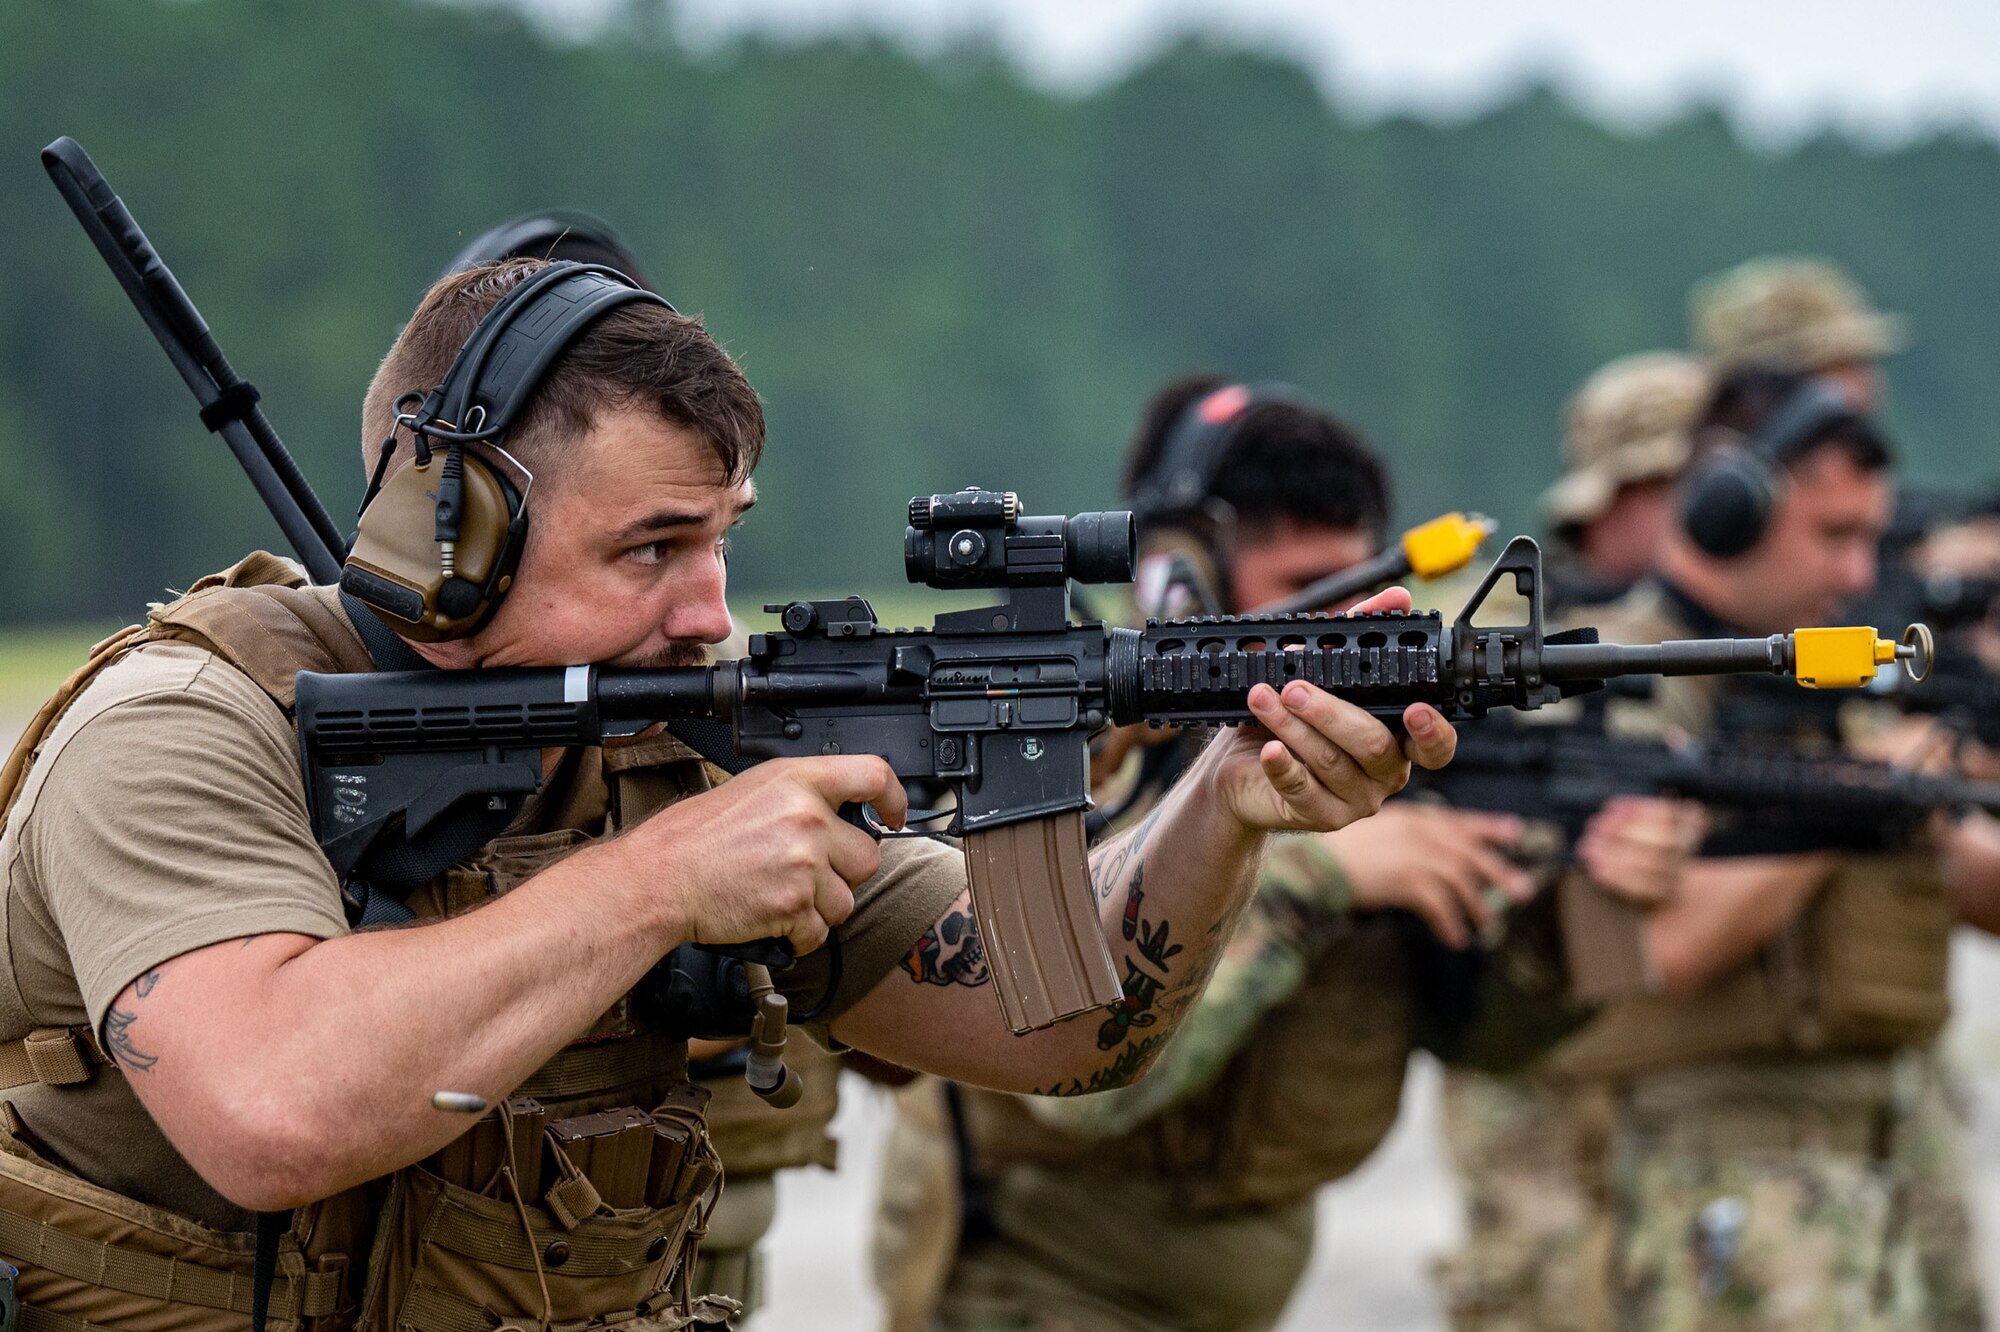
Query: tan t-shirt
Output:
[[0, 636, 962, 1231]]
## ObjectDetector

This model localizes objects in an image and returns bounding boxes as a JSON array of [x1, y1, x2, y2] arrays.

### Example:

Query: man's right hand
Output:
[[1322, 802, 1535, 949], [613, 755, 907, 956]]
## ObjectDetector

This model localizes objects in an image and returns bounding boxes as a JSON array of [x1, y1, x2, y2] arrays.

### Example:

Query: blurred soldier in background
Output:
[[445, 212, 846, 1326], [1541, 352, 1711, 608], [1435, 351, 1709, 1332], [1691, 254, 1905, 410], [868, 375, 1631, 1332], [1537, 365, 2000, 1331]]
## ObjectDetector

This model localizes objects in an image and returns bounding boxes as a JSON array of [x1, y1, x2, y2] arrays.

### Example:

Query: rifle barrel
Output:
[[1542, 635, 1790, 682]]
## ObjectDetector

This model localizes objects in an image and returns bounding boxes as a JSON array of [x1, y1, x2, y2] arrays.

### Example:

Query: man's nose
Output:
[[666, 560, 735, 644]]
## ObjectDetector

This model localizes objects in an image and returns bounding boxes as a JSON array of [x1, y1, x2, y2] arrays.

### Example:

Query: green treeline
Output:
[[2, 0, 1997, 622]]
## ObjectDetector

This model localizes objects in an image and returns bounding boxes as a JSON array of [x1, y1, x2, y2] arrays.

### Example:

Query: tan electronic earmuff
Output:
[[341, 260, 673, 640], [341, 422, 530, 641]]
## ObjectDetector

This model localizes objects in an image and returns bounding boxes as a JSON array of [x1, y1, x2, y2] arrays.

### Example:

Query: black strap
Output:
[[250, 1210, 287, 1332], [941, 1083, 999, 1246], [431, 264, 666, 441], [338, 591, 430, 672], [196, 379, 262, 432]]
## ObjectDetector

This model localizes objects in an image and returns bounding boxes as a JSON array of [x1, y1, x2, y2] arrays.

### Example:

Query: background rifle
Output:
[[1423, 720, 2000, 849], [296, 492, 1931, 1033], [1257, 511, 1495, 615]]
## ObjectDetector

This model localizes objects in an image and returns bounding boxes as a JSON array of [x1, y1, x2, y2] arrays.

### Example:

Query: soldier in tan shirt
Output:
[[0, 258, 1455, 1329]]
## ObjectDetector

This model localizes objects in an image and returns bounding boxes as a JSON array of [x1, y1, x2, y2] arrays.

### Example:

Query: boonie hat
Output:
[[1542, 351, 1708, 529]]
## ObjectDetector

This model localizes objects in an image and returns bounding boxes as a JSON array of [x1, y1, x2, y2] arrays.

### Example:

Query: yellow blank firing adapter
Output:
[[1792, 623, 1934, 689], [1401, 512, 1496, 580]]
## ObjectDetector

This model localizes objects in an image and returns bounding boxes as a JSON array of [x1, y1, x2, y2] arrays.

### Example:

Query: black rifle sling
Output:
[[250, 1209, 286, 1332]]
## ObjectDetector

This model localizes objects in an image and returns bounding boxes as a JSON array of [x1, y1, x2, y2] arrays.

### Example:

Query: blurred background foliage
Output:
[[2, 0, 1997, 622]]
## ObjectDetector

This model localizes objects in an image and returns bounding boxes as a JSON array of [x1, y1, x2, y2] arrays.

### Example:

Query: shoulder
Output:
[[1577, 581, 1686, 646], [16, 641, 300, 845], [46, 641, 294, 764]]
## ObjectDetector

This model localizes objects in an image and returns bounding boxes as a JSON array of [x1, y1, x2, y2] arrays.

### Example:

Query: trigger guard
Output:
[[839, 801, 891, 838]]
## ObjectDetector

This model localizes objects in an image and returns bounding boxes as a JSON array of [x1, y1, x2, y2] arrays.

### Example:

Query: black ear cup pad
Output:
[[1681, 447, 1780, 559]]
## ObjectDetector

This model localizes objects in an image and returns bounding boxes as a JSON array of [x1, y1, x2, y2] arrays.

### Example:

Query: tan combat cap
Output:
[[1541, 351, 1708, 529], [1690, 255, 1905, 373]]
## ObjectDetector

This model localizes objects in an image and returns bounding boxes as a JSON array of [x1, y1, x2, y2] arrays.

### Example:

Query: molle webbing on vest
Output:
[[0, 1029, 109, 1092], [417, 1197, 671, 1280], [0, 1207, 342, 1320], [517, 1034, 685, 1102], [18, 1302, 114, 1331]]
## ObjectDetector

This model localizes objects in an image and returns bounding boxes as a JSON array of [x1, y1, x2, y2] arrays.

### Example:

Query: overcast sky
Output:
[[511, 0, 2000, 144]]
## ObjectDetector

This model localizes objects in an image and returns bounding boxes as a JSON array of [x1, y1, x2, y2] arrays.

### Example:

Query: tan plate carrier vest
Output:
[[0, 554, 748, 1332]]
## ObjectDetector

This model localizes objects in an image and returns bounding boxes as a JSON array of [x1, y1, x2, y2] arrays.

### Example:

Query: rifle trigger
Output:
[[839, 802, 954, 838]]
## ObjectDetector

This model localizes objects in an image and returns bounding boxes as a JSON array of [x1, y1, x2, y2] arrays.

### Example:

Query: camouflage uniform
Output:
[[872, 770, 1589, 1332], [1541, 351, 1707, 537], [1608, 1052, 1982, 1331], [1438, 353, 1708, 1332], [872, 819, 1419, 1332]]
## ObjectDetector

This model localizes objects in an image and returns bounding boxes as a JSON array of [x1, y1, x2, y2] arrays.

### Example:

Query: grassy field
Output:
[[0, 624, 124, 739]]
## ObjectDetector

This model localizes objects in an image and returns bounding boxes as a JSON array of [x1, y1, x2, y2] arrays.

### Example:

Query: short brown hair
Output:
[[362, 259, 764, 486]]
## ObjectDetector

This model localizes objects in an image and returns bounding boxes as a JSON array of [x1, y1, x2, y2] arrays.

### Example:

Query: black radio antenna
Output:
[[41, 136, 347, 584]]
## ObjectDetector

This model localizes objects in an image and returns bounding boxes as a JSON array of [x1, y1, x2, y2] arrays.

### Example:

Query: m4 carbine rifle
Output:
[[295, 489, 1934, 1034]]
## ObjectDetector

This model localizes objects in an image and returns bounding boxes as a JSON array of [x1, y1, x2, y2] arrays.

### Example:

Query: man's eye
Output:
[[629, 542, 667, 566], [717, 534, 734, 558]]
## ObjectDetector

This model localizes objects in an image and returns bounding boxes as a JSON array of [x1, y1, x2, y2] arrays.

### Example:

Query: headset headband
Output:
[[1130, 381, 1307, 522], [413, 261, 673, 451], [1742, 375, 1863, 466]]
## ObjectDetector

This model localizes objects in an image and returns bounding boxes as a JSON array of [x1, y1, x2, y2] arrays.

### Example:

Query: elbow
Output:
[[187, 1086, 358, 1212]]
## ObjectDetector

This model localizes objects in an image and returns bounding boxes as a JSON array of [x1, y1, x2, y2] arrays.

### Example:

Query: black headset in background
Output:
[[1125, 381, 1312, 612], [442, 209, 661, 293], [1679, 376, 1870, 559]]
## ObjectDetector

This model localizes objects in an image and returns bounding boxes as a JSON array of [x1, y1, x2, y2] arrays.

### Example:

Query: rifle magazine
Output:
[[962, 812, 1121, 1034], [1557, 873, 1656, 1002]]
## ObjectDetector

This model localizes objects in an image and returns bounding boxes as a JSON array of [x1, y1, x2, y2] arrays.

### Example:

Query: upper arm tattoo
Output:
[[105, 966, 164, 1073]]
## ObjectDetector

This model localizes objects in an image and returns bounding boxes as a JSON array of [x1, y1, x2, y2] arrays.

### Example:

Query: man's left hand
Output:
[[1208, 586, 1457, 833]]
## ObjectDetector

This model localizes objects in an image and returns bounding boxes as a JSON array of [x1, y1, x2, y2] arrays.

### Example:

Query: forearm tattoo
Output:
[[105, 966, 163, 1073], [899, 802, 1246, 1098]]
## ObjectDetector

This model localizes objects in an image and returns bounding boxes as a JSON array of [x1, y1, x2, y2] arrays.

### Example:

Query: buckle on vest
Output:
[[23, 1028, 97, 1086]]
